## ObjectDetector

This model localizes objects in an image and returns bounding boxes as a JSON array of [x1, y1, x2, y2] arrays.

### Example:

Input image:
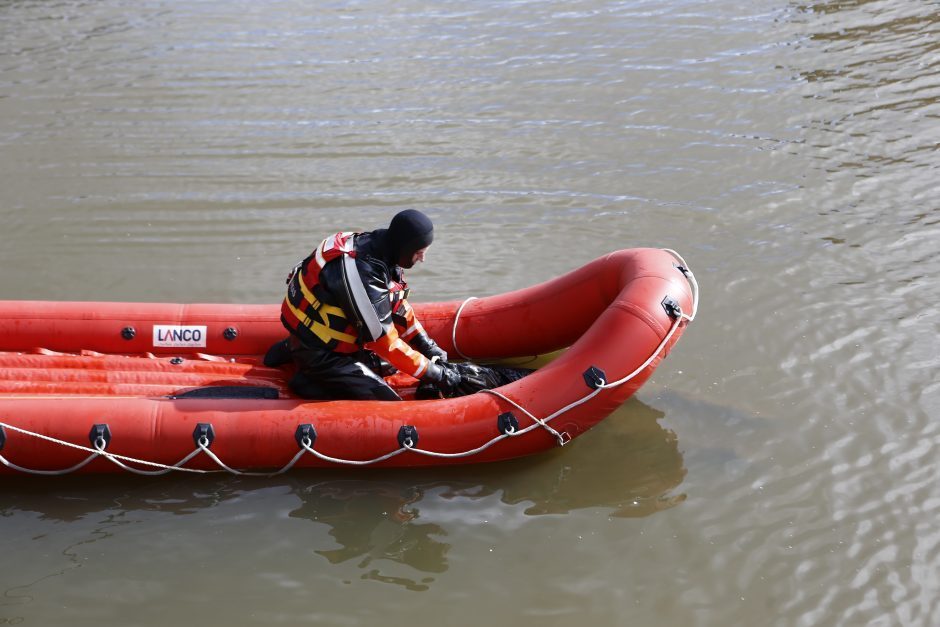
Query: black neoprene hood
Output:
[[386, 210, 434, 266]]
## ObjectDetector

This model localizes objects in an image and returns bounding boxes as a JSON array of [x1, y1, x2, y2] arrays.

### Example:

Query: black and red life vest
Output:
[[280, 232, 411, 354]]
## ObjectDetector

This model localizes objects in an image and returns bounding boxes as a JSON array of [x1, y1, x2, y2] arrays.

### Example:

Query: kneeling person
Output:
[[272, 209, 462, 401]]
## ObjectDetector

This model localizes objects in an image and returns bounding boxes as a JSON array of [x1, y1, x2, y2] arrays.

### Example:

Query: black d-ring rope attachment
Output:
[[497, 412, 519, 435], [295, 423, 317, 449], [661, 296, 682, 320], [582, 366, 607, 390], [398, 425, 419, 449], [193, 423, 215, 448], [0, 424, 6, 451], [89, 423, 112, 450]]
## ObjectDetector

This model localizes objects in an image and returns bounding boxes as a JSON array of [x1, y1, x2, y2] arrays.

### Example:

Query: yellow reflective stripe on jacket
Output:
[[286, 279, 359, 346], [296, 270, 321, 311], [297, 274, 358, 341]]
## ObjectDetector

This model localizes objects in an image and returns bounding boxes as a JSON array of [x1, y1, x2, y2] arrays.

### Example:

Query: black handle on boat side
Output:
[[170, 386, 279, 400]]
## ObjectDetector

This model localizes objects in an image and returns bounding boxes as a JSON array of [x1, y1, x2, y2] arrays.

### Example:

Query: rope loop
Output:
[[451, 296, 479, 360]]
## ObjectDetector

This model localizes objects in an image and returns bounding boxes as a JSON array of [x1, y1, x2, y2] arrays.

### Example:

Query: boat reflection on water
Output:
[[1, 398, 685, 593], [283, 397, 686, 589]]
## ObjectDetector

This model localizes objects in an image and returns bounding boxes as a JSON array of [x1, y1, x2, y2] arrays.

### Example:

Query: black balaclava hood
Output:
[[385, 210, 434, 268]]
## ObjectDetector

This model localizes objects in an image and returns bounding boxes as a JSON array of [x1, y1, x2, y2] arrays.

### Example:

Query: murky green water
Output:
[[1, 0, 938, 625]]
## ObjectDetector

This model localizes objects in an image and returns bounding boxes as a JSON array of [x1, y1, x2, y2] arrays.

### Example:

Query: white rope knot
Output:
[[481, 389, 570, 447]]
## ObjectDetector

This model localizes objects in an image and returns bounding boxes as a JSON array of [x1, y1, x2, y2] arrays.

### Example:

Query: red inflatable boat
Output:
[[0, 249, 697, 476]]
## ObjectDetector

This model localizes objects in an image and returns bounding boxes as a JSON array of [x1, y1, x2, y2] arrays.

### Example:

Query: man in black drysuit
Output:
[[267, 210, 487, 401]]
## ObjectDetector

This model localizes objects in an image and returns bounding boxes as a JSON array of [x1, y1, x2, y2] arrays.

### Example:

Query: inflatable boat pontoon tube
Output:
[[0, 248, 698, 476]]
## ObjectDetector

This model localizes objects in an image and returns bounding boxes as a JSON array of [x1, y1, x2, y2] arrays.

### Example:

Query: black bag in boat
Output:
[[416, 362, 534, 400]]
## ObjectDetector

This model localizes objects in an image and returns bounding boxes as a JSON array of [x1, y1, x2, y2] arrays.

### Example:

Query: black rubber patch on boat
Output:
[[497, 412, 519, 435], [583, 366, 607, 389], [170, 386, 279, 400], [0, 425, 5, 451], [398, 425, 419, 449], [661, 295, 682, 319], [89, 423, 112, 449], [193, 423, 215, 448], [295, 424, 317, 449]]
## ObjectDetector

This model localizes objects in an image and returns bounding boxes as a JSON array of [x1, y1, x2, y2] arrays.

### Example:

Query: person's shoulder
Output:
[[354, 251, 390, 288], [353, 234, 389, 270]]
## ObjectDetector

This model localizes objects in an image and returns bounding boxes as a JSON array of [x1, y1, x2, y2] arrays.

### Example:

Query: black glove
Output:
[[426, 343, 448, 362], [450, 362, 488, 395], [410, 333, 448, 362], [423, 360, 463, 397]]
